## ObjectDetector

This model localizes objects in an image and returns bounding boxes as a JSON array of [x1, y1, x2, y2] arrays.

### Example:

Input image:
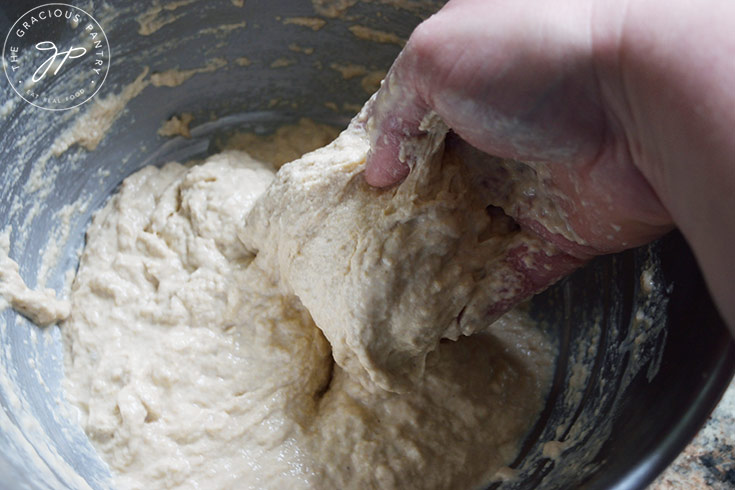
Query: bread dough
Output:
[[0, 229, 70, 326], [242, 108, 566, 392], [63, 111, 555, 489]]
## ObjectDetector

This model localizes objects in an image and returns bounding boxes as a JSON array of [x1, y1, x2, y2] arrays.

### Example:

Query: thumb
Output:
[[363, 45, 438, 188], [364, 0, 604, 187]]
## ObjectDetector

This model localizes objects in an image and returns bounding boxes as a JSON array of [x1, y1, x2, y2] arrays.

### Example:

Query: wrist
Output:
[[593, 0, 735, 328]]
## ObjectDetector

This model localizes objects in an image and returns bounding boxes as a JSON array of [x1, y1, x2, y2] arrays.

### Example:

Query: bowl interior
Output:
[[0, 1, 732, 489]]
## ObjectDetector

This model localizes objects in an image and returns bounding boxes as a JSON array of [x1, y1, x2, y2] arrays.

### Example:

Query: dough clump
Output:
[[63, 113, 555, 489]]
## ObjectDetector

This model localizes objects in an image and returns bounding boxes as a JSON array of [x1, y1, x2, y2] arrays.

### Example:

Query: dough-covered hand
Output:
[[367, 0, 735, 331], [242, 0, 735, 391], [365, 0, 673, 259], [241, 108, 582, 393]]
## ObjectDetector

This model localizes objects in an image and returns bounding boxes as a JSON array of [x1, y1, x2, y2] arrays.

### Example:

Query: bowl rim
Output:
[[592, 340, 735, 490]]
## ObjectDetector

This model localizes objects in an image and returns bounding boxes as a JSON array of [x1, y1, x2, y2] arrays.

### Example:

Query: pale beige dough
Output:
[[0, 229, 70, 326], [243, 109, 558, 392], [62, 113, 555, 489]]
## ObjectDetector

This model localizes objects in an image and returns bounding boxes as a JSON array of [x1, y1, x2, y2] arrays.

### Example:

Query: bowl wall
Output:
[[0, 1, 732, 489]]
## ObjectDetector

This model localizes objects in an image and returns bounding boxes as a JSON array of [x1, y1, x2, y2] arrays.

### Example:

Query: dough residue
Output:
[[150, 58, 227, 88], [312, 0, 359, 18], [51, 68, 150, 156], [0, 229, 70, 326], [283, 17, 327, 31], [136, 0, 197, 36], [348, 25, 406, 46], [157, 113, 194, 138], [269, 57, 296, 69]]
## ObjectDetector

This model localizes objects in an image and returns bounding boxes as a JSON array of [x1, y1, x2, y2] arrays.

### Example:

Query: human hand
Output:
[[365, 0, 735, 329], [364, 0, 673, 258]]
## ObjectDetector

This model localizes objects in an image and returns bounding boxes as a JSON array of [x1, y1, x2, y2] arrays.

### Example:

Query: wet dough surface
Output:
[[63, 113, 555, 489]]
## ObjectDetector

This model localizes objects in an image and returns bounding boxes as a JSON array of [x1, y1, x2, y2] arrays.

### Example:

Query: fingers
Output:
[[363, 46, 434, 188], [364, 0, 673, 264], [467, 241, 585, 324], [364, 0, 606, 184]]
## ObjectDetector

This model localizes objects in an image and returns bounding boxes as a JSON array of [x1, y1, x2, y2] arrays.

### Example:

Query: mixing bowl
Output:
[[1, 1, 733, 488]]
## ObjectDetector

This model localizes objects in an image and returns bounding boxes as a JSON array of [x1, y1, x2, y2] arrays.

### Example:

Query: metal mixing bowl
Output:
[[1, 1, 733, 488]]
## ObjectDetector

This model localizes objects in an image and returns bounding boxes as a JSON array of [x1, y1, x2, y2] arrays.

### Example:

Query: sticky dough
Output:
[[62, 108, 555, 489]]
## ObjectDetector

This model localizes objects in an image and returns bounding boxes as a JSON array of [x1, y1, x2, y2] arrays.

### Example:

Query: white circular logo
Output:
[[2, 3, 110, 111]]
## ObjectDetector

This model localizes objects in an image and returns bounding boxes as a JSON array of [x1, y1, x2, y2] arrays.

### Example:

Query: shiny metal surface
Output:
[[0, 1, 732, 489]]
